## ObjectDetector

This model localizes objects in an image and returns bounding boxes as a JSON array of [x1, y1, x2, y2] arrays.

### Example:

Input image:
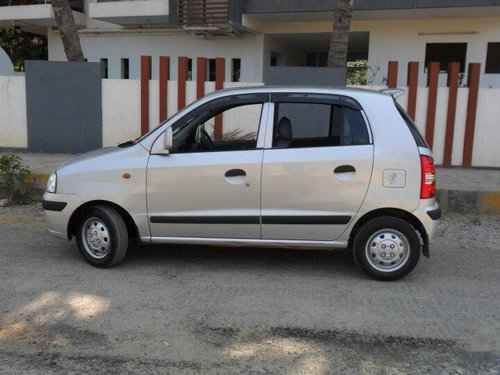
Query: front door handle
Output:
[[225, 169, 246, 178], [334, 165, 356, 174]]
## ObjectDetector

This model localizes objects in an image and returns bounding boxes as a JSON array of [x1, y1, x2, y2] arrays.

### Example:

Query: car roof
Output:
[[204, 85, 390, 100]]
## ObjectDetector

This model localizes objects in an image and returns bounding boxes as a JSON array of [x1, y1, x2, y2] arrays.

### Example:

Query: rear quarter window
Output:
[[394, 102, 428, 148]]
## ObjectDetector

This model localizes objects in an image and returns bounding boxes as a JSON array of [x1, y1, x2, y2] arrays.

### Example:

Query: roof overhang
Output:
[[244, 5, 500, 24], [0, 4, 86, 28], [88, 0, 171, 26]]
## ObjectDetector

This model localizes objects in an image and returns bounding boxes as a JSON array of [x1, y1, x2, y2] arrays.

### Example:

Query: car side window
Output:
[[171, 99, 264, 154], [273, 102, 370, 149]]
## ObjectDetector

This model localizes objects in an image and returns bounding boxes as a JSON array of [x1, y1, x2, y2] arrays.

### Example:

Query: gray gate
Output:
[[25, 61, 102, 154]]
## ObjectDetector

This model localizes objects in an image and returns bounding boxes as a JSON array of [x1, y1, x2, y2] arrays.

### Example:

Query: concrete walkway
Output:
[[5, 152, 500, 214]]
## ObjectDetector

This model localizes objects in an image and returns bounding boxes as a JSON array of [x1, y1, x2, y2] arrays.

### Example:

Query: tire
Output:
[[76, 205, 129, 268], [353, 216, 421, 281]]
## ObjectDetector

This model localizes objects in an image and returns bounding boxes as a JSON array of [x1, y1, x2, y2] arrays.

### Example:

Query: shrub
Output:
[[0, 153, 30, 204], [347, 60, 382, 86]]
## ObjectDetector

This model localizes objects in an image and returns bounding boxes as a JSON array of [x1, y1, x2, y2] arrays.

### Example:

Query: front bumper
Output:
[[43, 192, 83, 240]]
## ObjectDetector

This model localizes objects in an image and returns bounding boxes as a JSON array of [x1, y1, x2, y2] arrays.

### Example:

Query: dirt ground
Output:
[[0, 205, 499, 374]]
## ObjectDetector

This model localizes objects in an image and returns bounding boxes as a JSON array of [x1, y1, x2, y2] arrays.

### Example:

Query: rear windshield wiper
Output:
[[118, 140, 135, 148]]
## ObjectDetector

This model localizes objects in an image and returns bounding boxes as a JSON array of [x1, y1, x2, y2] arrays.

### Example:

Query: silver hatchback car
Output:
[[43, 87, 439, 281]]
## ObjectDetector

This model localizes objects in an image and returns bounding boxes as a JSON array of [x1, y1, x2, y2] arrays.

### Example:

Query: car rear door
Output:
[[261, 93, 374, 241]]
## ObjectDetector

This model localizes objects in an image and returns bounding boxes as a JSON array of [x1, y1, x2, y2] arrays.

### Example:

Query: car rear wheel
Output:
[[353, 216, 421, 281], [76, 205, 129, 267]]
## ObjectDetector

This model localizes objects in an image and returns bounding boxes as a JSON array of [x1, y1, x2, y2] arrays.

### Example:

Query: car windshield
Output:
[[122, 97, 208, 146]]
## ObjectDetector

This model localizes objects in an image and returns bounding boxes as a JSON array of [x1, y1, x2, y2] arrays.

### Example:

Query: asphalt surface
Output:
[[0, 206, 499, 374]]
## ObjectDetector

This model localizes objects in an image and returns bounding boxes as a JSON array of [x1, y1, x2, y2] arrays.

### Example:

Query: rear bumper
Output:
[[413, 198, 440, 242], [43, 192, 82, 240]]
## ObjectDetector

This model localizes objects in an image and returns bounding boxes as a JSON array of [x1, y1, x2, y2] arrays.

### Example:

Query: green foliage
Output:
[[346, 60, 382, 86], [0, 153, 30, 203], [0, 27, 47, 72]]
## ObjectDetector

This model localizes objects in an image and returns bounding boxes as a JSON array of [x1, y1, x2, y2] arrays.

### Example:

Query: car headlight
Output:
[[46, 172, 57, 193]]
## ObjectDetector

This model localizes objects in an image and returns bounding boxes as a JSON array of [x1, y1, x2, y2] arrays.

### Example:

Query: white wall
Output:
[[49, 78, 500, 167], [1, 74, 497, 167], [243, 16, 500, 88], [0, 76, 27, 148], [351, 17, 500, 88], [102, 79, 141, 147], [357, 85, 500, 168], [473, 88, 500, 166], [48, 29, 265, 83], [0, 47, 14, 76]]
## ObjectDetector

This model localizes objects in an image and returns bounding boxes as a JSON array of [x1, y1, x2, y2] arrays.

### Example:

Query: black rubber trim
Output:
[[150, 215, 352, 225], [421, 230, 430, 259], [427, 207, 441, 221], [150, 216, 260, 224], [270, 93, 362, 111], [42, 200, 67, 212], [262, 216, 351, 225]]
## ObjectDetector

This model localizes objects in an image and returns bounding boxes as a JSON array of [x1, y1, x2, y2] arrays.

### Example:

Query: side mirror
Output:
[[164, 126, 173, 152]]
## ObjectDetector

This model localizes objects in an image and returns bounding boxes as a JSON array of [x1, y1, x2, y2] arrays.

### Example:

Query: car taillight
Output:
[[420, 155, 436, 199]]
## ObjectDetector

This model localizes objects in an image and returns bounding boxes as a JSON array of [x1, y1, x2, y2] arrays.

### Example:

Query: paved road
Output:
[[0, 206, 499, 374]]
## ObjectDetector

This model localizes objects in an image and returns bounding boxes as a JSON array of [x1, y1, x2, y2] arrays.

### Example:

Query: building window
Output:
[[100, 58, 108, 79], [305, 52, 328, 67], [485, 43, 500, 74], [231, 58, 241, 82], [425, 43, 467, 72], [121, 58, 129, 79]]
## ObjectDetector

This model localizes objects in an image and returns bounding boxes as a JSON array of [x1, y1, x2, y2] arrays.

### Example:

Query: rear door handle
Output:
[[225, 169, 246, 178], [334, 165, 356, 174]]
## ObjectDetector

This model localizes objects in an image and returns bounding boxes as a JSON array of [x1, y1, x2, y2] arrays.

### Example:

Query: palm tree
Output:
[[50, 0, 84, 61], [327, 0, 354, 68]]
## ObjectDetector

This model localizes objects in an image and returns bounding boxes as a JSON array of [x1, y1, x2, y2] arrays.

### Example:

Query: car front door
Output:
[[147, 93, 269, 239], [261, 93, 374, 241]]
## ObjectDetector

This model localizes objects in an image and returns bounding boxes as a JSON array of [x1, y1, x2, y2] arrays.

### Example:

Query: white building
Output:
[[1, 0, 500, 86]]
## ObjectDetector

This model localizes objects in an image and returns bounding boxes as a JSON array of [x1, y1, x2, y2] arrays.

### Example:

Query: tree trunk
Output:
[[51, 0, 84, 62], [327, 0, 354, 68]]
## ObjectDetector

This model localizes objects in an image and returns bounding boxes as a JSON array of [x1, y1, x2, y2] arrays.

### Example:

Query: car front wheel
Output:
[[353, 216, 421, 281], [76, 205, 129, 267]]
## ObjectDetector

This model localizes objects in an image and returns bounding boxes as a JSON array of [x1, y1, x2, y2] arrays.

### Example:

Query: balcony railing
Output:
[[0, 0, 83, 12], [178, 0, 229, 27]]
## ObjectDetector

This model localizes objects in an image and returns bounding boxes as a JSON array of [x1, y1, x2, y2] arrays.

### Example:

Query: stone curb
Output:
[[436, 189, 500, 215], [23, 173, 49, 187], [19, 173, 500, 215]]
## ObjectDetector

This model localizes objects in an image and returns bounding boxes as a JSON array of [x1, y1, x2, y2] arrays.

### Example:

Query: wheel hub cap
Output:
[[82, 217, 110, 259], [365, 229, 410, 272]]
